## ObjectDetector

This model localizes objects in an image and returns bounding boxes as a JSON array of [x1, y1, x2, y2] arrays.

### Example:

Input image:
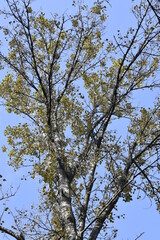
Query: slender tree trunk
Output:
[[88, 196, 119, 240], [58, 161, 76, 239]]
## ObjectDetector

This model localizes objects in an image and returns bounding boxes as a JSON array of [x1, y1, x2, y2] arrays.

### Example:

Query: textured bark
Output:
[[88, 197, 119, 240], [58, 161, 76, 239]]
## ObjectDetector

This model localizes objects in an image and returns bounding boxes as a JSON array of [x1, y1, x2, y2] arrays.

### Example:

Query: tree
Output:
[[0, 0, 160, 239]]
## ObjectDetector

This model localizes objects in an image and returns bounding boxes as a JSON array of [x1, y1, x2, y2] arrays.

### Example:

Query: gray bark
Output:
[[88, 196, 119, 240], [58, 160, 76, 239]]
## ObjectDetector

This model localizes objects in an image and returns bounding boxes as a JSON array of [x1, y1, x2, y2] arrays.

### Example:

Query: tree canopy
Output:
[[0, 0, 160, 239]]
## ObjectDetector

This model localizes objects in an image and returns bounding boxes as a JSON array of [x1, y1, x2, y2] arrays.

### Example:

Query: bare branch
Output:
[[146, 0, 160, 23], [0, 225, 25, 240], [135, 232, 145, 240]]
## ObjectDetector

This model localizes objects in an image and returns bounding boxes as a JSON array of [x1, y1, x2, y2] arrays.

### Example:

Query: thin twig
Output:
[[135, 232, 145, 240]]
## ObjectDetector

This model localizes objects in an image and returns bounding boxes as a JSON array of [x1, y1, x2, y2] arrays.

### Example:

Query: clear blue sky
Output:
[[0, 0, 160, 239]]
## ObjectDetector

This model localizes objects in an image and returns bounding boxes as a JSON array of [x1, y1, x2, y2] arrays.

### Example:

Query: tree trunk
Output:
[[58, 161, 76, 239]]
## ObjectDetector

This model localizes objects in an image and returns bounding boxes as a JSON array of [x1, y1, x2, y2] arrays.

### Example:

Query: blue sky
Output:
[[0, 0, 160, 239]]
